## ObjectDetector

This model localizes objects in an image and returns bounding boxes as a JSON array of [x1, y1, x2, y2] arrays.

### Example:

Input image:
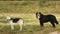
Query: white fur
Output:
[[6, 16, 24, 31], [37, 13, 40, 19]]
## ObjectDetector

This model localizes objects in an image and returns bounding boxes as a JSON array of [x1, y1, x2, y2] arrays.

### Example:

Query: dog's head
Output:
[[36, 12, 41, 19], [36, 12, 43, 19], [6, 16, 11, 21]]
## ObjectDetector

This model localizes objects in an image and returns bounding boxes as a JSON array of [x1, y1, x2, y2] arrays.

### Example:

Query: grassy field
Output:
[[0, 13, 59, 34], [0, 1, 60, 14], [0, 1, 60, 34]]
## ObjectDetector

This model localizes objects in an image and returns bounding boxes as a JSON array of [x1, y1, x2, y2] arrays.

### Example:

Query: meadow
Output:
[[0, 1, 60, 34]]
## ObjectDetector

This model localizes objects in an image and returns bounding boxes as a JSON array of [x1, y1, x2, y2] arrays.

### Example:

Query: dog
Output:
[[6, 16, 24, 31], [36, 12, 58, 27]]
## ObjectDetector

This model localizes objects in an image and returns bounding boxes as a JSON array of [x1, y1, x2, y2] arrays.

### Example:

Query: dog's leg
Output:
[[18, 19, 23, 31], [39, 21, 44, 27], [20, 24, 23, 31], [50, 21, 55, 28], [9, 21, 14, 30], [11, 24, 14, 30], [40, 22, 44, 27]]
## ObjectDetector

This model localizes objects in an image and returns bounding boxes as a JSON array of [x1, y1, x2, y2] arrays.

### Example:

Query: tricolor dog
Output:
[[36, 12, 58, 27]]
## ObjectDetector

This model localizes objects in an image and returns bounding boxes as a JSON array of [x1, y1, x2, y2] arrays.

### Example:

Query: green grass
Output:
[[0, 23, 60, 34], [0, 1, 60, 14], [0, 13, 59, 34], [0, 1, 60, 34]]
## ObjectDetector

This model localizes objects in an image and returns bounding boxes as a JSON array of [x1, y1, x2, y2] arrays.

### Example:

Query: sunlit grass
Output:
[[0, 13, 59, 34], [0, 1, 60, 14], [0, 1, 60, 34]]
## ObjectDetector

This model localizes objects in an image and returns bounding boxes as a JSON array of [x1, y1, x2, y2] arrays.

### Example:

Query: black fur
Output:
[[10, 18, 20, 23], [36, 12, 58, 27]]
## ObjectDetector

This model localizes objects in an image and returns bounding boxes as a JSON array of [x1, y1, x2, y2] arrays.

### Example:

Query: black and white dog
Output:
[[6, 16, 24, 31], [36, 12, 58, 27]]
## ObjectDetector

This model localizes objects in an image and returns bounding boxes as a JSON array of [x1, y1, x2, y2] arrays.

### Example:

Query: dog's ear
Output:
[[38, 12, 43, 16], [36, 12, 38, 18], [38, 12, 42, 14]]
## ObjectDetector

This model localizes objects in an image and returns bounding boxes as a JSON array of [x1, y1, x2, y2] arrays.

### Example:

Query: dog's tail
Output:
[[53, 16, 59, 24], [55, 20, 59, 24]]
